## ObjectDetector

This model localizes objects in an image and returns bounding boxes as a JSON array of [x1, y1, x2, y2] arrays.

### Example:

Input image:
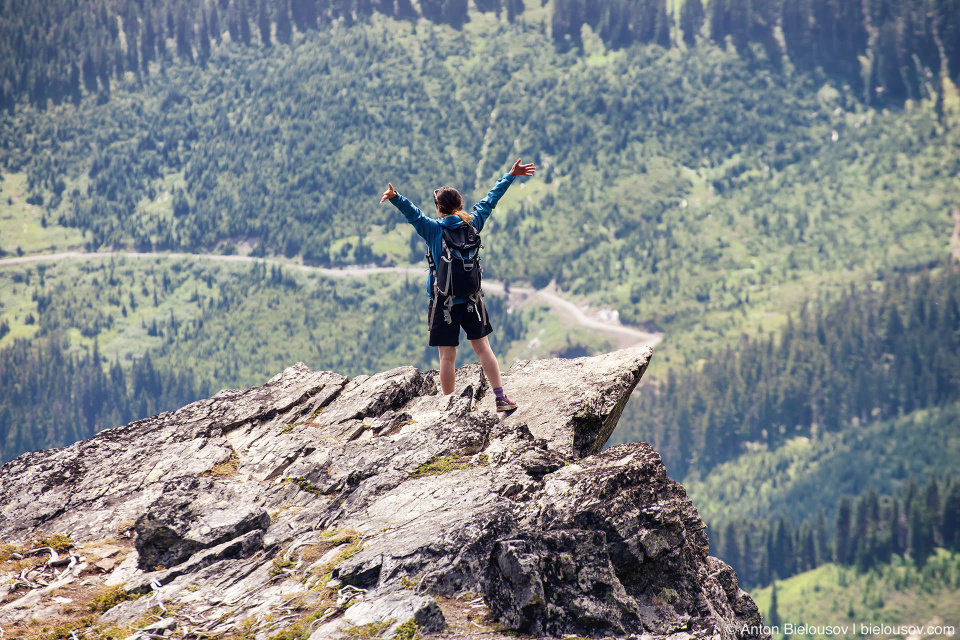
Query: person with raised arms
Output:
[[379, 158, 536, 411]]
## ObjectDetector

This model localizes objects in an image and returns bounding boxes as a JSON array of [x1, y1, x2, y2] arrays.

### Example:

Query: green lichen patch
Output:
[[282, 477, 323, 494], [343, 619, 394, 639], [658, 587, 679, 603], [411, 454, 472, 478], [392, 619, 419, 639]]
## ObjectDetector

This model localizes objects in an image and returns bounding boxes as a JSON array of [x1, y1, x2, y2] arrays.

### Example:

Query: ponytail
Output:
[[452, 210, 474, 226]]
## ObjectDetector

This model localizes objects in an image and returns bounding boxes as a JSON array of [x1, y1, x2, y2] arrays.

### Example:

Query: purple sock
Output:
[[493, 386, 507, 401]]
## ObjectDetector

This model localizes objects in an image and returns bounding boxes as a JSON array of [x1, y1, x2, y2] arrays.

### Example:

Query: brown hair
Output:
[[434, 186, 474, 226]]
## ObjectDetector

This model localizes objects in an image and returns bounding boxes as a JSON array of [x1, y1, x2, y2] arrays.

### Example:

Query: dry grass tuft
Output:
[[201, 452, 241, 477]]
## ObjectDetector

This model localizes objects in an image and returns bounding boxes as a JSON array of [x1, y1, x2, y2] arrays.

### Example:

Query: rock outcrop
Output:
[[0, 346, 767, 640]]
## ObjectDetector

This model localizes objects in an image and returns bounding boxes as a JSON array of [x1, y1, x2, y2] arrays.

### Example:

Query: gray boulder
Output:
[[134, 476, 270, 570], [0, 346, 768, 640]]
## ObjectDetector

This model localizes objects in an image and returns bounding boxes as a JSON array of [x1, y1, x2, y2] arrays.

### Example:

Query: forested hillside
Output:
[[2, 0, 957, 111], [752, 551, 960, 640], [612, 266, 960, 478], [3, 9, 957, 346], [709, 473, 960, 588], [685, 402, 960, 527], [0, 334, 208, 460]]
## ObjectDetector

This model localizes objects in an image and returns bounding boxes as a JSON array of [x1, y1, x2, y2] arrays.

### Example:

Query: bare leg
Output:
[[470, 336, 503, 390], [438, 346, 457, 395]]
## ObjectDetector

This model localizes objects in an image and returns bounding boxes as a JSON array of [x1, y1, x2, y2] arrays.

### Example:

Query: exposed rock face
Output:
[[0, 346, 767, 640]]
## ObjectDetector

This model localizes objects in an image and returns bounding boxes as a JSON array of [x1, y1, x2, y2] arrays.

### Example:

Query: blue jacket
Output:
[[390, 172, 515, 303]]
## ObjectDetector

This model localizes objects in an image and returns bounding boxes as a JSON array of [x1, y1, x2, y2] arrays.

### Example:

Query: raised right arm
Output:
[[389, 193, 440, 243]]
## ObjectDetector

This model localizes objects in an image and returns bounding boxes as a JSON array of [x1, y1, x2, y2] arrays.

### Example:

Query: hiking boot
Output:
[[496, 396, 518, 412]]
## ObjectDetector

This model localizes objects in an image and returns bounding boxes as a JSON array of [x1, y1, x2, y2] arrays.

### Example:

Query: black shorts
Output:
[[428, 299, 493, 347]]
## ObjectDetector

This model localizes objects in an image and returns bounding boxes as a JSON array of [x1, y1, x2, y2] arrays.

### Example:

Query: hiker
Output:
[[379, 158, 536, 411]]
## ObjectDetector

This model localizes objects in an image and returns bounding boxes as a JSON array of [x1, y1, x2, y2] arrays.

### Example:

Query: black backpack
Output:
[[437, 224, 482, 298], [427, 224, 487, 326]]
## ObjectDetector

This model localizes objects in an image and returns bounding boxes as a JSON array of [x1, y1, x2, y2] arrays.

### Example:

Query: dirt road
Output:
[[0, 250, 662, 349]]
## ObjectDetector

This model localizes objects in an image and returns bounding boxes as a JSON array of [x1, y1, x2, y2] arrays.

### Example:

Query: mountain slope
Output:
[[750, 551, 960, 640], [682, 403, 960, 528], [3, 11, 956, 343]]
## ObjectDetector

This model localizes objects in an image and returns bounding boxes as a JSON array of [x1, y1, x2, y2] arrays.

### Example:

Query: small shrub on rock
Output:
[[89, 586, 139, 613]]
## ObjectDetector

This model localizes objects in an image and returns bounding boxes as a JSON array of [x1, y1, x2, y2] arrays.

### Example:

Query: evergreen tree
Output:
[[890, 497, 904, 555], [156, 12, 169, 60], [926, 474, 942, 539], [82, 51, 98, 93], [292, 0, 318, 30], [943, 483, 960, 550], [276, 0, 293, 44], [68, 62, 81, 105], [209, 3, 222, 42], [141, 11, 157, 74], [239, 0, 252, 44], [227, 1, 242, 41], [257, 0, 271, 46], [909, 501, 935, 568], [835, 496, 852, 564], [504, 0, 524, 24], [176, 4, 194, 61], [740, 529, 753, 586], [815, 509, 829, 566], [721, 520, 742, 576], [772, 517, 794, 579], [679, 0, 704, 46], [199, 11, 212, 65], [798, 522, 816, 571], [767, 580, 780, 629]]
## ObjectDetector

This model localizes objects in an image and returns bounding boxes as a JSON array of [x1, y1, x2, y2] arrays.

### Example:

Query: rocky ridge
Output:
[[0, 346, 766, 640]]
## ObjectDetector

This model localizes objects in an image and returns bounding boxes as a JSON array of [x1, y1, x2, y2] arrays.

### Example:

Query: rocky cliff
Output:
[[0, 346, 766, 640]]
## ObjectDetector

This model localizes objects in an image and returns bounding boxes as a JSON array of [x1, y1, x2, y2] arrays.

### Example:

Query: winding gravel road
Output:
[[0, 250, 661, 349]]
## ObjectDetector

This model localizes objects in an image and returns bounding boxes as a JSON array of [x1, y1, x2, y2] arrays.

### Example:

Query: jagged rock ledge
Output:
[[0, 346, 767, 640]]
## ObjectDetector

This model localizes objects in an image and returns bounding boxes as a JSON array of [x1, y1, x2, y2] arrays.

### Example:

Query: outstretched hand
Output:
[[510, 158, 536, 177], [379, 182, 397, 205]]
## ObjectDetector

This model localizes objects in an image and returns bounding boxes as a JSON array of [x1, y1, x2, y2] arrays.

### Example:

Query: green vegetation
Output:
[[0, 172, 86, 255], [613, 268, 960, 480], [0, 331, 209, 463], [1, 3, 958, 631], [88, 586, 140, 613], [3, 6, 957, 351], [685, 402, 960, 527], [635, 267, 960, 591], [33, 533, 74, 553], [201, 451, 240, 476], [0, 257, 524, 381], [411, 453, 474, 477], [392, 619, 419, 640], [283, 476, 323, 494], [708, 472, 959, 589], [751, 551, 960, 640], [343, 620, 395, 639], [3, 0, 956, 113]]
